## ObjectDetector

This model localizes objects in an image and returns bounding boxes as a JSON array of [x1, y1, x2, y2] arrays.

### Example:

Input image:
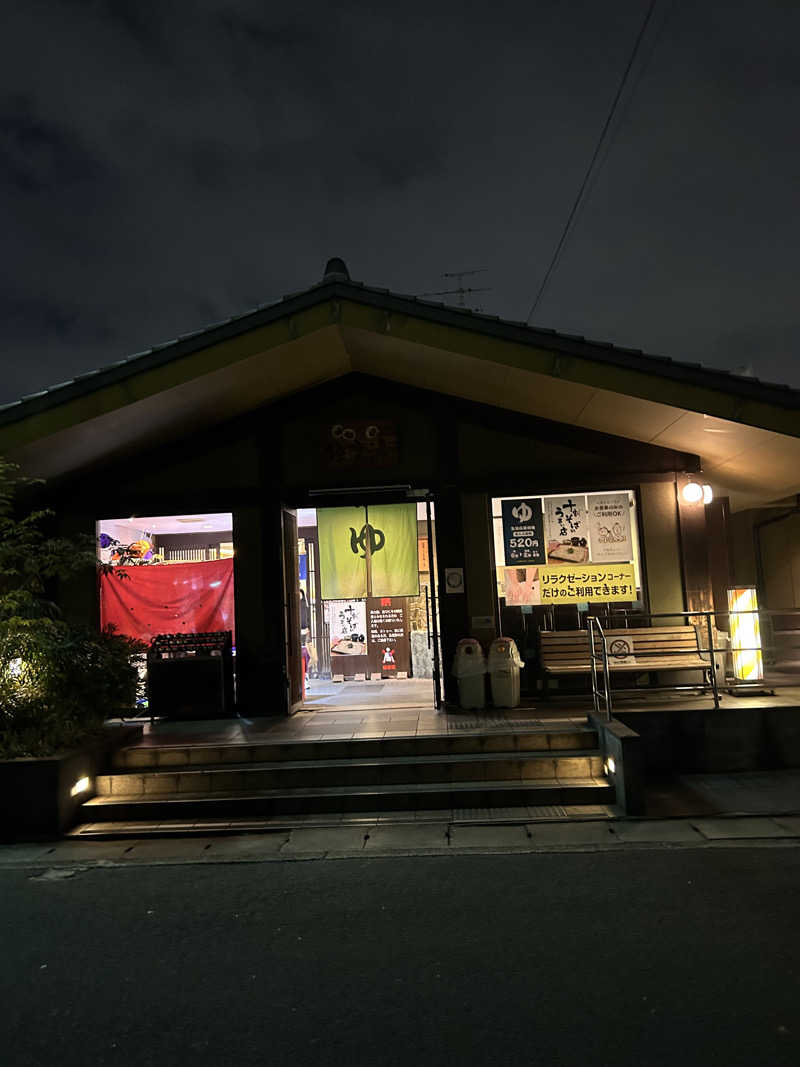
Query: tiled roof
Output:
[[2, 270, 799, 424]]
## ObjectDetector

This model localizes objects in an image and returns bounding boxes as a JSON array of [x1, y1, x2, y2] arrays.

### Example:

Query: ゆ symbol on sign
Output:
[[511, 502, 533, 523], [349, 523, 385, 558]]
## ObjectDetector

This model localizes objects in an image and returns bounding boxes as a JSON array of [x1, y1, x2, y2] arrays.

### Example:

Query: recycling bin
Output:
[[452, 638, 487, 710], [488, 637, 525, 708]]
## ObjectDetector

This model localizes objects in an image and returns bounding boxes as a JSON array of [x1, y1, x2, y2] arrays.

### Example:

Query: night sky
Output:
[[3, 0, 799, 406]]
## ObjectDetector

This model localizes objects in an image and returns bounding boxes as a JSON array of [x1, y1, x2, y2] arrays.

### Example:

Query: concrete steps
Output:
[[75, 723, 613, 833], [81, 777, 612, 823], [110, 728, 599, 769], [97, 750, 604, 795]]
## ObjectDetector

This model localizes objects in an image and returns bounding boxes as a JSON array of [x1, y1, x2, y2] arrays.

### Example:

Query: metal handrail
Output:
[[586, 616, 612, 721]]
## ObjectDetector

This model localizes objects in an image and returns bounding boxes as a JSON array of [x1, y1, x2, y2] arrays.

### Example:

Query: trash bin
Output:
[[488, 637, 525, 708], [452, 638, 487, 710]]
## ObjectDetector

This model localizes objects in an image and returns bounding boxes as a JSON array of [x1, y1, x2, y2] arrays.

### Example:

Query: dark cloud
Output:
[[0, 292, 114, 346], [0, 97, 103, 194], [1, 0, 798, 404], [1, 295, 78, 342], [216, 10, 320, 52]]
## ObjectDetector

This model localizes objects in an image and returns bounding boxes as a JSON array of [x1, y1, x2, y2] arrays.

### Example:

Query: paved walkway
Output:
[[122, 705, 589, 748], [5, 787, 800, 868]]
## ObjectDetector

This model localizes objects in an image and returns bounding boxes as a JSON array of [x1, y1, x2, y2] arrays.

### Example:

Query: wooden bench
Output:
[[538, 625, 711, 695]]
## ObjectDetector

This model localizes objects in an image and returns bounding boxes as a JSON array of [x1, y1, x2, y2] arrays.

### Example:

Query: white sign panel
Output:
[[544, 496, 589, 564], [326, 599, 367, 656], [607, 635, 636, 665], [588, 493, 632, 563]]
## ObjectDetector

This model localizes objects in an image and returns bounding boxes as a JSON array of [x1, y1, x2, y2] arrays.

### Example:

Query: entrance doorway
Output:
[[285, 498, 441, 713]]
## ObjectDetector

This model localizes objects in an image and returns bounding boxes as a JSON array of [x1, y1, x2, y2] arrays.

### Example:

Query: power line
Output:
[[525, 0, 661, 325]]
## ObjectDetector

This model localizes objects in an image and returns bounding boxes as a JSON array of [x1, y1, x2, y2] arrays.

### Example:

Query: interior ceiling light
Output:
[[682, 481, 704, 504]]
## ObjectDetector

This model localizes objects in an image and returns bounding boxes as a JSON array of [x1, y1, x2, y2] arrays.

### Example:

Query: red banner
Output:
[[100, 560, 236, 643]]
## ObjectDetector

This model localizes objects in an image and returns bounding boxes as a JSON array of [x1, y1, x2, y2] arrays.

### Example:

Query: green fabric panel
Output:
[[317, 507, 367, 600], [367, 503, 420, 597]]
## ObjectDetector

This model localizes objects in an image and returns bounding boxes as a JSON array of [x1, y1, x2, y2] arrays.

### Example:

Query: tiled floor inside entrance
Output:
[[301, 676, 434, 711]]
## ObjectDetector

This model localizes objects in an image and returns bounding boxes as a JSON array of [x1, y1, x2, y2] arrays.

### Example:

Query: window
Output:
[[491, 490, 643, 610]]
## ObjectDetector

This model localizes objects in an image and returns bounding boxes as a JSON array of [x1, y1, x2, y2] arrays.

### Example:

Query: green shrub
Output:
[[0, 459, 146, 759]]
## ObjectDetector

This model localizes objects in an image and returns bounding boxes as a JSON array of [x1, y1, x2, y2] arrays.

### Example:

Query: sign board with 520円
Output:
[[501, 498, 545, 564]]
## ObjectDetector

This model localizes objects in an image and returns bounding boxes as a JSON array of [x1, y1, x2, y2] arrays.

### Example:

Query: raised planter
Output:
[[0, 723, 143, 842]]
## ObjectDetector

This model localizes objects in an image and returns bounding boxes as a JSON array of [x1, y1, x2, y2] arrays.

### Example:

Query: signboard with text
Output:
[[544, 496, 589, 564], [538, 563, 637, 603], [501, 498, 545, 564], [366, 597, 410, 677], [587, 493, 632, 563]]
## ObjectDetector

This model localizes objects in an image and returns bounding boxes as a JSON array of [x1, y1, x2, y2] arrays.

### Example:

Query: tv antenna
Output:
[[420, 268, 491, 310]]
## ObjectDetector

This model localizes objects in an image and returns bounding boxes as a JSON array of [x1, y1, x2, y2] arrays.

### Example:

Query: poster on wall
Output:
[[501, 499, 545, 564], [326, 599, 367, 657], [367, 597, 410, 677], [587, 493, 632, 563], [418, 537, 430, 572], [538, 563, 636, 603], [544, 496, 589, 564], [503, 566, 542, 605]]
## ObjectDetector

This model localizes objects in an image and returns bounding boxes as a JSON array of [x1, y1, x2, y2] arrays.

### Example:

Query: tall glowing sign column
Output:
[[727, 586, 763, 682]]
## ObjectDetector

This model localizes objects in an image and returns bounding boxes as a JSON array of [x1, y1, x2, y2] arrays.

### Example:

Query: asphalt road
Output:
[[2, 848, 799, 1067]]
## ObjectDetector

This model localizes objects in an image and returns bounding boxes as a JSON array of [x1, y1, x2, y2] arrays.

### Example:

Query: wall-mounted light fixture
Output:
[[681, 478, 713, 505], [70, 777, 91, 798], [727, 586, 763, 682], [682, 480, 704, 504]]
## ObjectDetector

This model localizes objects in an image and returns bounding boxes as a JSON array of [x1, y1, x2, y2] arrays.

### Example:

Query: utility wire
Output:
[[525, 0, 661, 325]]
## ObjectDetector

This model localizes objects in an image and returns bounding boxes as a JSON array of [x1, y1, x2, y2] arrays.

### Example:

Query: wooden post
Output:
[[677, 483, 713, 615]]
